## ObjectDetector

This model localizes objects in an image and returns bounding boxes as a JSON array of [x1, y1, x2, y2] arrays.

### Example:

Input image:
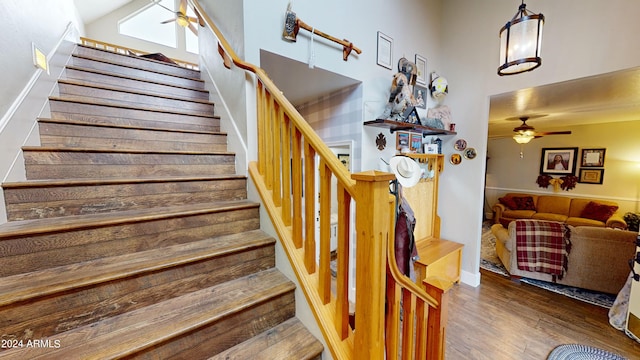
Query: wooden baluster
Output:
[[256, 82, 265, 176], [335, 183, 351, 339], [273, 104, 283, 207], [304, 143, 316, 274], [265, 92, 274, 190], [318, 160, 331, 304], [281, 114, 292, 226], [291, 127, 303, 248], [401, 291, 416, 360], [414, 299, 428, 359], [352, 170, 395, 360]]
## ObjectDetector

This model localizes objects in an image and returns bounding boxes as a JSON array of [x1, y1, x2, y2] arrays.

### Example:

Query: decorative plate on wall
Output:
[[450, 153, 462, 165], [463, 148, 477, 160], [454, 139, 467, 151]]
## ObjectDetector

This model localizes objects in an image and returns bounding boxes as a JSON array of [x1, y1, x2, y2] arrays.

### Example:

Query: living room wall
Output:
[[486, 120, 640, 216]]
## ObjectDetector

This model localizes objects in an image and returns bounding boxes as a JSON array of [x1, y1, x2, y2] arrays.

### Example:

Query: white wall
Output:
[[0, 0, 84, 223], [0, 0, 83, 121]]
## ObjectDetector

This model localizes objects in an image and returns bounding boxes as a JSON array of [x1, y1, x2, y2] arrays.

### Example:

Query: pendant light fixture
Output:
[[498, 1, 544, 76]]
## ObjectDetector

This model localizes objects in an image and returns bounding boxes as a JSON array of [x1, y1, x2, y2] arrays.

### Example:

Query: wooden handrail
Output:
[[79, 37, 199, 70], [188, 1, 447, 359]]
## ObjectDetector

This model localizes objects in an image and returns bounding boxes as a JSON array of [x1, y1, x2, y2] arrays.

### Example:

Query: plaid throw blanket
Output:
[[515, 220, 571, 280]]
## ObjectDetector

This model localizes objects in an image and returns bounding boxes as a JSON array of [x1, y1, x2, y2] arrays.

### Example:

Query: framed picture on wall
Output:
[[578, 168, 604, 184], [376, 31, 393, 69], [413, 85, 428, 109], [580, 148, 606, 167], [337, 153, 350, 170], [415, 54, 427, 85], [396, 131, 410, 150], [410, 133, 422, 152], [539, 147, 578, 175]]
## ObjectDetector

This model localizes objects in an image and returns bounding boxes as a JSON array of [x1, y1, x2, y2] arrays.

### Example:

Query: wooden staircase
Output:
[[0, 45, 323, 359]]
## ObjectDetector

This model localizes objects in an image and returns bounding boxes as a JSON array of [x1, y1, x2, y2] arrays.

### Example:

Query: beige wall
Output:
[[486, 120, 640, 215]]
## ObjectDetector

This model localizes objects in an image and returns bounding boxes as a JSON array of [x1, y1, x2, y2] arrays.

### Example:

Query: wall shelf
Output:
[[364, 119, 456, 137]]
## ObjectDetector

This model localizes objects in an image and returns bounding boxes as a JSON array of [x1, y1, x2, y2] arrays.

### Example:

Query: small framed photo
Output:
[[540, 147, 578, 175], [413, 85, 427, 109], [580, 148, 606, 167], [410, 133, 422, 152], [396, 131, 410, 150], [578, 168, 604, 184], [415, 54, 427, 85], [424, 144, 439, 154], [376, 31, 393, 69], [337, 153, 350, 170]]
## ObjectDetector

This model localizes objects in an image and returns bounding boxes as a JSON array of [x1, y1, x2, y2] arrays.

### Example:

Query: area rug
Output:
[[547, 344, 627, 360], [480, 222, 616, 309]]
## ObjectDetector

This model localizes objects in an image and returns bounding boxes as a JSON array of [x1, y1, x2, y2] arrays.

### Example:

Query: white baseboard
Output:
[[460, 269, 481, 287]]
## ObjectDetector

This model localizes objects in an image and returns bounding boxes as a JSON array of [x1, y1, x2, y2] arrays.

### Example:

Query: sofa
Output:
[[491, 221, 637, 294], [492, 193, 627, 229]]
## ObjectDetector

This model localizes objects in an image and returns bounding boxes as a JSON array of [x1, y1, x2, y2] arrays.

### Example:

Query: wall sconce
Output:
[[498, 1, 544, 76]]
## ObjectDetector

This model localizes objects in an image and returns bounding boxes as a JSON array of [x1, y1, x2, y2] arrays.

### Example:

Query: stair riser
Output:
[[57, 82, 215, 117], [130, 291, 296, 359], [49, 99, 219, 133], [63, 67, 209, 101], [0, 207, 260, 276], [0, 245, 275, 343], [70, 56, 204, 90], [38, 122, 226, 152], [23, 150, 235, 180], [74, 46, 200, 80], [4, 178, 246, 221]]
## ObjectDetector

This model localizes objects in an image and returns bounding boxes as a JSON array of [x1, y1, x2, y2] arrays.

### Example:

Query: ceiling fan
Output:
[[509, 116, 572, 144], [152, 0, 199, 35]]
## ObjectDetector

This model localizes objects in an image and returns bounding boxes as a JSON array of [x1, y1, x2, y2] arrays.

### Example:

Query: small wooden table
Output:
[[413, 237, 463, 286]]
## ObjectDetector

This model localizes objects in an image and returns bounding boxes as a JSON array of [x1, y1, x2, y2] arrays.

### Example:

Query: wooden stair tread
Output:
[[209, 318, 323, 360], [75, 44, 200, 73], [72, 52, 203, 82], [65, 65, 209, 94], [0, 269, 294, 360], [0, 229, 274, 307], [0, 200, 258, 239], [1, 174, 244, 189], [21, 145, 233, 156], [48, 96, 219, 119], [58, 78, 215, 106], [38, 117, 224, 135], [36, 117, 225, 136]]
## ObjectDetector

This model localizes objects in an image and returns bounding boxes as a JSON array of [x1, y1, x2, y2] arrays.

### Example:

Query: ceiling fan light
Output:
[[513, 133, 534, 144], [176, 15, 190, 27], [498, 2, 544, 76]]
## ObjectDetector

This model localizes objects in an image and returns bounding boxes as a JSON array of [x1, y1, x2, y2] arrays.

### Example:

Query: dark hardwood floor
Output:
[[445, 269, 640, 359]]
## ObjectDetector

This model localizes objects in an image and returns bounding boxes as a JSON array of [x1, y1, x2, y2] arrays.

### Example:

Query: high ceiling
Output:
[[488, 66, 640, 138], [74, 0, 135, 24], [74, 2, 640, 138]]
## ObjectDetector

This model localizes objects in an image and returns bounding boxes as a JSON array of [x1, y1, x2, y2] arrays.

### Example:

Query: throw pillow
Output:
[[580, 201, 619, 222], [499, 197, 517, 210], [512, 196, 536, 211]]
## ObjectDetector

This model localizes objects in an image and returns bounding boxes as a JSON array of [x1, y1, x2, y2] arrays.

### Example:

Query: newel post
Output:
[[352, 170, 396, 360]]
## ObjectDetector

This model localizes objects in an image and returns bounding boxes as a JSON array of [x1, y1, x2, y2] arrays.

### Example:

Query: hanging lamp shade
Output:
[[498, 1, 544, 76]]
